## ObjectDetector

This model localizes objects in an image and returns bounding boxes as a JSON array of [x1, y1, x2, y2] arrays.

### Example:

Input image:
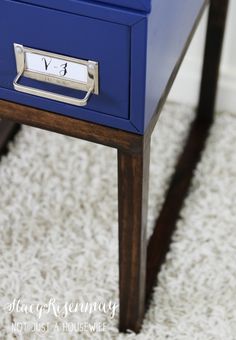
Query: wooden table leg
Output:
[[118, 135, 151, 333], [0, 120, 21, 158], [197, 0, 229, 123]]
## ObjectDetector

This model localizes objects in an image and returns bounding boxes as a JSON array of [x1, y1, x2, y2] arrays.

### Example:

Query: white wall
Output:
[[168, 1, 236, 113]]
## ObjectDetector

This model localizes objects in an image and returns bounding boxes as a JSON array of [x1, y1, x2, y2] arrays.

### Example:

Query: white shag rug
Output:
[[0, 102, 236, 339]]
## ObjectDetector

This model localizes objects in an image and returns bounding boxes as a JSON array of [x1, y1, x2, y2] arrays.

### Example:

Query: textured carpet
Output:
[[0, 103, 236, 339]]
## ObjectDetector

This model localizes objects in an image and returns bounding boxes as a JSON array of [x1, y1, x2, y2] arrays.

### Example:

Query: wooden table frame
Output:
[[0, 0, 229, 333]]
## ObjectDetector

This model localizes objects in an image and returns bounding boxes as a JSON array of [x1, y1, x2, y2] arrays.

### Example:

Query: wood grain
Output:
[[0, 100, 142, 154], [197, 0, 229, 123], [118, 135, 150, 332], [0, 119, 20, 158]]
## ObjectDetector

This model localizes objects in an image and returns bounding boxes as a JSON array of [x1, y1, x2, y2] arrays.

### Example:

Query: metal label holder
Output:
[[13, 44, 99, 107]]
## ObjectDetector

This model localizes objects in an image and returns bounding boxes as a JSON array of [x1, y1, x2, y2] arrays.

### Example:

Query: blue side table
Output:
[[0, 0, 229, 333]]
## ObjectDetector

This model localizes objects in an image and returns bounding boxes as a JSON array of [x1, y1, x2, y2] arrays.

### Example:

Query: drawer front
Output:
[[12, 0, 151, 16], [0, 0, 131, 120], [93, 0, 151, 12]]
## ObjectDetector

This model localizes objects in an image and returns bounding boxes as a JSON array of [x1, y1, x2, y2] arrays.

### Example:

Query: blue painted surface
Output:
[[84, 0, 151, 12], [130, 18, 147, 133], [0, 87, 139, 132], [11, 0, 144, 24], [0, 0, 205, 134], [0, 0, 131, 119], [15, 0, 151, 15], [143, 0, 205, 131]]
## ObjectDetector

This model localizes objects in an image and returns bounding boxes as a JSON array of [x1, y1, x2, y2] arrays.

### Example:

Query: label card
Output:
[[25, 52, 88, 84]]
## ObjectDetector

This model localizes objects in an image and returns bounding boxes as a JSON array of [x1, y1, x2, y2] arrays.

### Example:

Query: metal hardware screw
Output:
[[16, 46, 23, 54]]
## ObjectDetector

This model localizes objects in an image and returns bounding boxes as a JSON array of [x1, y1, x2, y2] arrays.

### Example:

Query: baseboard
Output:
[[168, 57, 236, 114]]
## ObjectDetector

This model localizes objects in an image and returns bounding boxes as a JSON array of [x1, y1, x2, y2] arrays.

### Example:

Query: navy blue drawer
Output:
[[0, 0, 131, 119], [76, 0, 151, 12], [0, 0, 205, 134]]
